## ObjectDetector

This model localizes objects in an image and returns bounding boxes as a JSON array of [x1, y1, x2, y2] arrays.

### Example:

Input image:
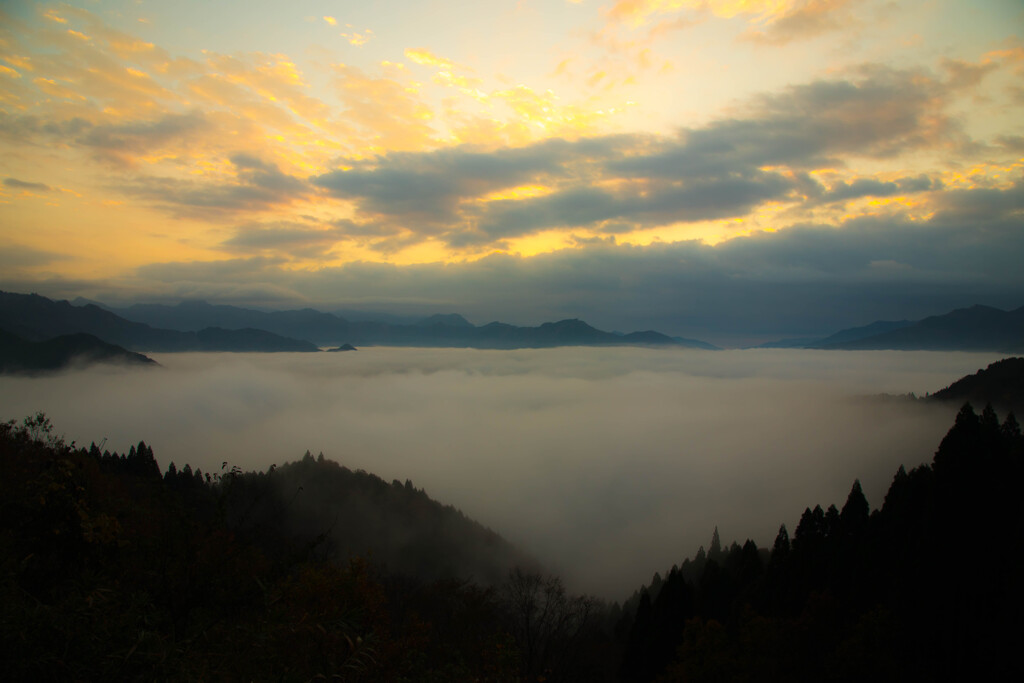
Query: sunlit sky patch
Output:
[[1, 0, 1022, 340]]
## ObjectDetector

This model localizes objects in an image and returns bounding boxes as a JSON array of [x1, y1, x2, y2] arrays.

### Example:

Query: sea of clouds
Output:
[[0, 347, 1004, 598]]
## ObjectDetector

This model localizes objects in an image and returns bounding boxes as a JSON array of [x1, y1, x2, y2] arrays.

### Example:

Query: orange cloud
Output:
[[332, 63, 438, 153], [340, 29, 374, 46], [607, 0, 860, 45], [405, 48, 455, 70], [42, 9, 67, 24]]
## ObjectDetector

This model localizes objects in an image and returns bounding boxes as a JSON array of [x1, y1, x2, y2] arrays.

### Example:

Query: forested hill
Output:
[[929, 356, 1024, 413], [4, 401, 1023, 680], [614, 402, 1024, 682], [0, 329, 157, 374], [218, 452, 538, 584], [1, 415, 600, 681]]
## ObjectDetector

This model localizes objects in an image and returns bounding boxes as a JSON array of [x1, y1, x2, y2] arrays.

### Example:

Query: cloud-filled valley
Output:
[[0, 347, 1002, 597]]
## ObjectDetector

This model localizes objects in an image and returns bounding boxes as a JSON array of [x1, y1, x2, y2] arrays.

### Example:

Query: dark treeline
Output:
[[929, 356, 1024, 414], [615, 402, 1024, 682], [3, 404, 1023, 680], [0, 413, 616, 681]]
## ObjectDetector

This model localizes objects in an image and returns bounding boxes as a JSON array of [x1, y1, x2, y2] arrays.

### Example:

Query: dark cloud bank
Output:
[[121, 182, 1024, 346], [0, 347, 1002, 597]]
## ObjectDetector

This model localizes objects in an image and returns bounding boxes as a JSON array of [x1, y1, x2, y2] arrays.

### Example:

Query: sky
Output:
[[1, 0, 1023, 344], [0, 346, 1000, 596]]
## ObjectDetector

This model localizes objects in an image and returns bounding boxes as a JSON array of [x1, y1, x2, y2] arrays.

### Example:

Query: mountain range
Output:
[[0, 291, 716, 352], [818, 304, 1024, 351], [756, 304, 1024, 352], [4, 290, 1022, 353], [0, 292, 320, 353], [108, 298, 721, 349]]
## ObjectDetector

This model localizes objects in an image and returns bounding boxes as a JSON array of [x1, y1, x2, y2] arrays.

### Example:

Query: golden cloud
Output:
[[607, 0, 852, 40], [332, 63, 438, 153], [405, 47, 455, 70]]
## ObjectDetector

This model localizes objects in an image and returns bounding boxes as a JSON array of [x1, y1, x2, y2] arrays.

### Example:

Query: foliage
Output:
[[0, 415, 555, 680], [5, 401, 1021, 680], [616, 402, 1024, 682]]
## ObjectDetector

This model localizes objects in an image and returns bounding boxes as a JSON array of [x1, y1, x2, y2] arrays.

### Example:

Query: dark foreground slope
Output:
[[0, 415, 614, 681], [614, 402, 1024, 682], [0, 330, 157, 373], [5, 364, 1021, 681]]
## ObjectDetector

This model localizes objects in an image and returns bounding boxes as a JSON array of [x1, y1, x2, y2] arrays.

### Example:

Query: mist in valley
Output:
[[0, 347, 1002, 598]]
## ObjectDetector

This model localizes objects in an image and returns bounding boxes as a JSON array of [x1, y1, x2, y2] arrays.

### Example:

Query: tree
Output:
[[771, 524, 790, 564], [708, 527, 723, 562], [502, 568, 596, 680], [840, 479, 869, 534]]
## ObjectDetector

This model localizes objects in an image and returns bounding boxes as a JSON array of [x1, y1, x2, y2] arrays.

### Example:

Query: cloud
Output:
[[608, 0, 865, 45], [313, 139, 579, 228], [4, 178, 52, 192], [220, 218, 392, 258], [614, 65, 958, 178], [340, 29, 373, 47], [742, 0, 866, 45], [77, 112, 209, 165], [817, 174, 940, 203], [404, 47, 456, 70], [311, 65, 964, 248], [121, 154, 309, 217], [331, 63, 437, 151], [0, 244, 67, 269], [469, 171, 795, 242], [58, 176, 1016, 344], [0, 346, 991, 596]]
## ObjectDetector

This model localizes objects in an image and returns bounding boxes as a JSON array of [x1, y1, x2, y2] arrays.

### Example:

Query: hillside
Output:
[[0, 416, 591, 681], [821, 304, 1024, 351], [221, 452, 538, 585], [3, 381, 1023, 679], [0, 330, 158, 374], [929, 357, 1024, 412], [0, 291, 319, 352], [614, 402, 1024, 682]]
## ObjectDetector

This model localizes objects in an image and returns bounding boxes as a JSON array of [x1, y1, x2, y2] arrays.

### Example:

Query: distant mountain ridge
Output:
[[0, 292, 319, 353], [0, 291, 715, 351], [811, 319, 913, 348], [821, 304, 1024, 351], [754, 304, 1023, 352], [105, 296, 717, 349]]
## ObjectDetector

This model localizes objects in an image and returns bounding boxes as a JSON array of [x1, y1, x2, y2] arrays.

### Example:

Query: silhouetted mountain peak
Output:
[[542, 318, 596, 331]]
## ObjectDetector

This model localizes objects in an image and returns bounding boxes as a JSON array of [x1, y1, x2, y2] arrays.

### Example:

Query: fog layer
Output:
[[0, 348, 1001, 598]]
